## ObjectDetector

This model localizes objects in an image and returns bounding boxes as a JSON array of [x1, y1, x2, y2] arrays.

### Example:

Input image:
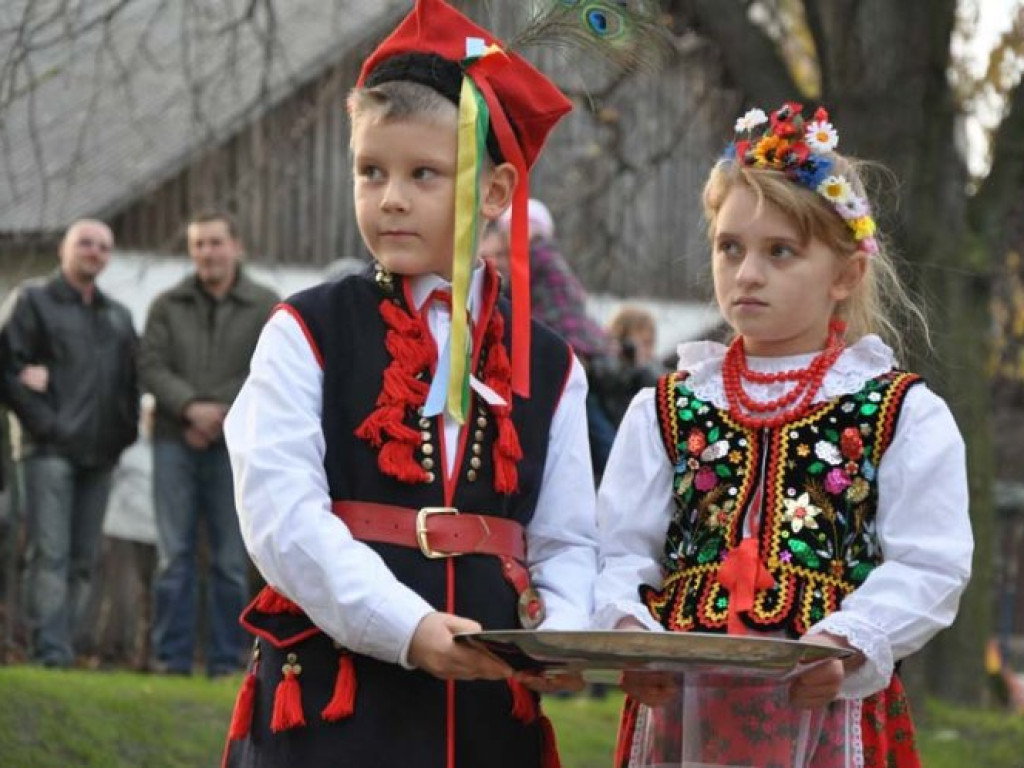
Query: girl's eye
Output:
[[413, 167, 438, 181], [770, 243, 796, 259], [358, 165, 383, 181], [717, 240, 741, 258]]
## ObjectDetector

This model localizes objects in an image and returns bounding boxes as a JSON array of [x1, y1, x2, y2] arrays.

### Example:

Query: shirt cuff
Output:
[[356, 589, 434, 668], [806, 612, 893, 699]]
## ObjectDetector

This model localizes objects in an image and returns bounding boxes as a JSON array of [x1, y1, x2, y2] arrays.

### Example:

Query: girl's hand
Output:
[[789, 632, 863, 709], [408, 612, 513, 681], [620, 670, 679, 707], [614, 616, 649, 631]]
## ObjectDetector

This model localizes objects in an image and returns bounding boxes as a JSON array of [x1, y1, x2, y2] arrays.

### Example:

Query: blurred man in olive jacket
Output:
[[139, 211, 277, 677]]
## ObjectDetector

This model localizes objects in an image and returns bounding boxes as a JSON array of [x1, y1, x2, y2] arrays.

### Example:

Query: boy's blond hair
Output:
[[702, 158, 927, 359], [347, 79, 457, 129]]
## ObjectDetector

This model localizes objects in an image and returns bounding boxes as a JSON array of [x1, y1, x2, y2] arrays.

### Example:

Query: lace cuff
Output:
[[806, 612, 893, 700]]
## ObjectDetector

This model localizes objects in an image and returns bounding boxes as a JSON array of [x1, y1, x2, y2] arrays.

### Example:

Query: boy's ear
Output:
[[480, 162, 518, 220]]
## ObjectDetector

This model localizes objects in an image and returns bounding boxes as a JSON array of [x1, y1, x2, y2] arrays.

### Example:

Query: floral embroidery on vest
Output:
[[642, 369, 920, 636]]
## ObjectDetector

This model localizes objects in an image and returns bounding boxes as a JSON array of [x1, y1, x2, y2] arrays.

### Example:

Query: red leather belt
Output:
[[332, 500, 526, 562], [331, 500, 544, 628]]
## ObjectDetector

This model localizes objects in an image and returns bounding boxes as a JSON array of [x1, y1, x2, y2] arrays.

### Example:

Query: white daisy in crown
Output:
[[817, 175, 853, 204], [805, 118, 838, 152]]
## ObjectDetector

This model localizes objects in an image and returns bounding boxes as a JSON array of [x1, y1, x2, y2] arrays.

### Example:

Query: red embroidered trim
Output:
[[354, 294, 522, 492]]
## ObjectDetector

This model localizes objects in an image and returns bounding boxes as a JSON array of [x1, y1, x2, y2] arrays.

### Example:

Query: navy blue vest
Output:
[[226, 271, 573, 768]]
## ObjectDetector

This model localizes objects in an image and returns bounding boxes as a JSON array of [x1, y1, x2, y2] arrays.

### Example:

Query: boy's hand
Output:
[[409, 612, 513, 681], [789, 632, 861, 709]]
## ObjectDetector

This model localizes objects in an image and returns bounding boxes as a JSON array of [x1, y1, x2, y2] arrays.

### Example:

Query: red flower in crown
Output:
[[769, 102, 804, 138]]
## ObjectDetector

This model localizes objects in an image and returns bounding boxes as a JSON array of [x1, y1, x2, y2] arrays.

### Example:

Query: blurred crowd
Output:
[[0, 200, 673, 676]]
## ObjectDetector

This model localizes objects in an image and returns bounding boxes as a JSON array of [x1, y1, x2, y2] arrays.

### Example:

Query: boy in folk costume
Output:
[[220, 1, 603, 767]]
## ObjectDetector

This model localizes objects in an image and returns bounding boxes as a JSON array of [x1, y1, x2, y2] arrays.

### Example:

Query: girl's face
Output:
[[712, 184, 862, 357]]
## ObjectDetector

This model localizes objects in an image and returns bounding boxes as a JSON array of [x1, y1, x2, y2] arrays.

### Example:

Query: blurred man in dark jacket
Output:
[[0, 219, 139, 667], [139, 210, 277, 677]]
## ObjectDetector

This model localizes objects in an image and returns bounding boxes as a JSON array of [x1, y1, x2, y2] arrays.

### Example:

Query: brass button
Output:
[[472, 444, 482, 456], [420, 431, 432, 442], [476, 416, 488, 428], [470, 457, 482, 470], [422, 457, 435, 470], [419, 418, 431, 429], [474, 430, 485, 441], [422, 444, 434, 456], [425, 471, 436, 483], [467, 469, 478, 482]]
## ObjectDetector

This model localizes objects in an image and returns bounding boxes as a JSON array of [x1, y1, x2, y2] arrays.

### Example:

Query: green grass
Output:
[[0, 666, 1021, 768]]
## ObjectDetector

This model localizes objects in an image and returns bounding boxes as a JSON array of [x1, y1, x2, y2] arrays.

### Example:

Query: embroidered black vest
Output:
[[641, 369, 920, 637]]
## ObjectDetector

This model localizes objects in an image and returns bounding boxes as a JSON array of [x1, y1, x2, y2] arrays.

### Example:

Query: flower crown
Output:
[[726, 102, 878, 255]]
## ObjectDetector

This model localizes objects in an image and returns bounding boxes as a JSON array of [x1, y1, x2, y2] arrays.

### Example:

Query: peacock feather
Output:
[[507, 0, 671, 71]]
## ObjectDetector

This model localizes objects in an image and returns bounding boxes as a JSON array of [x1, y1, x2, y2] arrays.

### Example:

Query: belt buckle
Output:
[[416, 506, 460, 559]]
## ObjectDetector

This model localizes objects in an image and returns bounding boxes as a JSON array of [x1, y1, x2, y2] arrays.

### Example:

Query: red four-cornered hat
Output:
[[357, 0, 572, 169]]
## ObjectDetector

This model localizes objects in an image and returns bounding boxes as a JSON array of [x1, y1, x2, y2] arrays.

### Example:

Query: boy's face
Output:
[[353, 114, 459, 279]]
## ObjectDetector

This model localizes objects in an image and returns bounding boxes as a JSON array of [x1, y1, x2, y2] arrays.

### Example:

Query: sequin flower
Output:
[[825, 467, 852, 495], [782, 493, 821, 532]]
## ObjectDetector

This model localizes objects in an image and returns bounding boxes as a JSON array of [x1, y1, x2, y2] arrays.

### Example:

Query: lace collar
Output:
[[676, 335, 897, 410]]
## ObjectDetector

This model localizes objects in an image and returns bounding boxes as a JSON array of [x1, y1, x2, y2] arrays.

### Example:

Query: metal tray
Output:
[[454, 630, 851, 679]]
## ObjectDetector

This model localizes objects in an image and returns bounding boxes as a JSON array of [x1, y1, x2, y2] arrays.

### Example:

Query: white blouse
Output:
[[224, 269, 599, 669], [592, 335, 973, 700]]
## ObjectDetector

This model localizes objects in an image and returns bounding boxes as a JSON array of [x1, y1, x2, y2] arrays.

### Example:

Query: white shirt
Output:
[[225, 269, 599, 669], [593, 335, 973, 700]]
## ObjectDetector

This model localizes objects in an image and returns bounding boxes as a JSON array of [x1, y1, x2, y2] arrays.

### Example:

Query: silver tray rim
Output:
[[455, 629, 852, 677]]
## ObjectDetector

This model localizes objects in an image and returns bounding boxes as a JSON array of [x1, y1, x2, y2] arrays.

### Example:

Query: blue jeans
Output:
[[151, 438, 248, 676], [22, 456, 113, 666]]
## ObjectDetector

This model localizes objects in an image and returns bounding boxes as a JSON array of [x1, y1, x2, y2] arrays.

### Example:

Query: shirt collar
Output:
[[408, 262, 486, 322]]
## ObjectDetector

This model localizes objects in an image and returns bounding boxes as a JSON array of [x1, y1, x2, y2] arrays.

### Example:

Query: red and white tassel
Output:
[[270, 654, 306, 732], [321, 653, 357, 722]]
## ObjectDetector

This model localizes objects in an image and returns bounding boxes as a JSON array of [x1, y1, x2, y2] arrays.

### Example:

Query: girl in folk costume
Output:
[[214, 0, 673, 765], [593, 102, 973, 767]]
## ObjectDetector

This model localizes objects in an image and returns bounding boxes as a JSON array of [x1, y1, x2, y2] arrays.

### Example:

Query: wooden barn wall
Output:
[[109, 2, 735, 300]]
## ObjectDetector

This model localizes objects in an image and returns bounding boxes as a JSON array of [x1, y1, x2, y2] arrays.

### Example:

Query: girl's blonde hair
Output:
[[702, 157, 927, 359]]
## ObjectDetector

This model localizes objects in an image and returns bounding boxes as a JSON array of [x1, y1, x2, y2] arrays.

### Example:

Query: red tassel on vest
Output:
[[270, 655, 306, 732], [227, 669, 258, 740], [321, 652, 357, 722], [508, 679, 537, 724]]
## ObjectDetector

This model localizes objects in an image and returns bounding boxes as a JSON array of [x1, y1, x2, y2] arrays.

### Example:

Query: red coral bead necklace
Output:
[[722, 319, 847, 429]]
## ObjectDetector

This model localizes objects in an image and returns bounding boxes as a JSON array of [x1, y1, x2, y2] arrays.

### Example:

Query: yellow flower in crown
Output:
[[852, 216, 876, 240]]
